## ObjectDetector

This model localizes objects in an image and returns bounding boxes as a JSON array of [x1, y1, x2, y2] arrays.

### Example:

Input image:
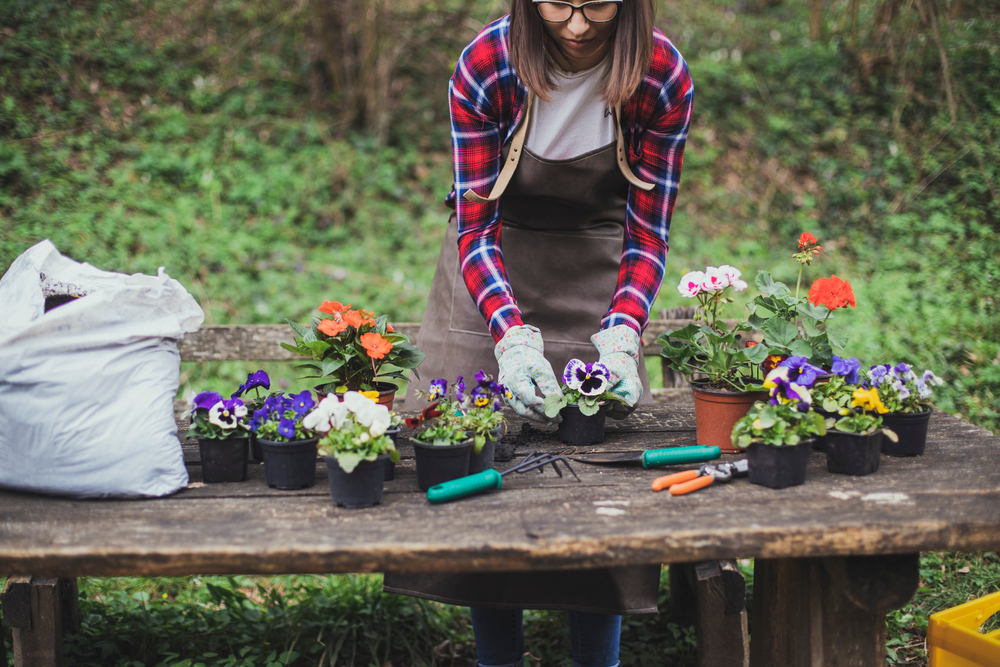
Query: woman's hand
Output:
[[494, 325, 561, 422], [592, 325, 643, 419]]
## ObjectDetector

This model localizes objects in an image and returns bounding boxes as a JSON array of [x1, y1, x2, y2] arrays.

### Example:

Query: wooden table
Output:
[[2, 404, 998, 666]]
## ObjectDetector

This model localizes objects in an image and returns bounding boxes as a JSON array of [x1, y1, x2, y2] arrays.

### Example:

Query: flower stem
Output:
[[795, 264, 804, 300]]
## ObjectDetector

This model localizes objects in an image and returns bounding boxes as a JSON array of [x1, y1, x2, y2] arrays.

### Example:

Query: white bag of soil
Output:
[[0, 240, 204, 497]]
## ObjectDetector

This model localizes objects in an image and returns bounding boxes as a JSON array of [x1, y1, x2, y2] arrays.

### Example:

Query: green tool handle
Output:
[[427, 469, 503, 504], [642, 446, 721, 468]]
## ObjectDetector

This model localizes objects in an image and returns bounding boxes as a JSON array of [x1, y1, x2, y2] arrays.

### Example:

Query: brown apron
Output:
[[386, 104, 660, 614]]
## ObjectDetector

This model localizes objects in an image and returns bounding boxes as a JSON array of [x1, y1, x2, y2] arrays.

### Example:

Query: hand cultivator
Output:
[[427, 451, 579, 503]]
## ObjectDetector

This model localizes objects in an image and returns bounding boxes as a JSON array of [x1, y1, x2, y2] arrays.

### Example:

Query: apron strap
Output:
[[463, 93, 655, 203], [463, 92, 534, 204], [614, 102, 655, 192]]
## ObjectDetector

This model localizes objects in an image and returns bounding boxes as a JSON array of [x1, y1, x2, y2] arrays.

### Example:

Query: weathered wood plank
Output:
[[689, 561, 750, 667]]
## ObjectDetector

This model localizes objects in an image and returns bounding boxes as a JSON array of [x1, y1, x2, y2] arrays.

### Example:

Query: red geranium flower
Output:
[[360, 332, 393, 359], [808, 275, 856, 311], [798, 232, 819, 248]]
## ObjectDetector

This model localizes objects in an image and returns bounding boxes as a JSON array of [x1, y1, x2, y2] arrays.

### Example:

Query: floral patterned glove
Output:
[[591, 325, 643, 420], [494, 325, 561, 422]]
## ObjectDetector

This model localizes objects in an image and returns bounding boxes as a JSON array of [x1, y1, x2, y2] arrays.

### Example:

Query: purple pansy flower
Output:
[[563, 359, 611, 397], [429, 378, 448, 400], [778, 356, 824, 388], [490, 381, 505, 396], [475, 369, 492, 387], [232, 370, 271, 398], [493, 397, 504, 412], [278, 418, 297, 439], [471, 385, 491, 408], [869, 364, 891, 386], [290, 390, 314, 416], [249, 408, 268, 432], [192, 391, 224, 413], [830, 355, 861, 385], [208, 398, 246, 429]]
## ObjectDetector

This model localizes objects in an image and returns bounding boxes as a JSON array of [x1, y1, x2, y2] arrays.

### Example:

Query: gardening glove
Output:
[[494, 325, 561, 423], [591, 325, 643, 420]]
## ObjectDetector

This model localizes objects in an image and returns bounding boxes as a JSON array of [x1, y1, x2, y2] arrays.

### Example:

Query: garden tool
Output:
[[568, 445, 720, 469], [652, 459, 748, 495], [427, 450, 580, 504]]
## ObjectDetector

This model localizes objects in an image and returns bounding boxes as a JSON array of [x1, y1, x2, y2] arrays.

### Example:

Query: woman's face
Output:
[[537, 1, 618, 72]]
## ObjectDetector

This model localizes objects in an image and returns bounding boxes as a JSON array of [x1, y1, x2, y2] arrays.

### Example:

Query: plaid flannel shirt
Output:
[[450, 16, 693, 342]]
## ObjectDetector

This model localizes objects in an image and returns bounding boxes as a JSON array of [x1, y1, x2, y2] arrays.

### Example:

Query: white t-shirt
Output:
[[525, 57, 616, 160]]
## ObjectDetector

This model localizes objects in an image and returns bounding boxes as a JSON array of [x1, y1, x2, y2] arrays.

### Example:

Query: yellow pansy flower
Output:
[[851, 387, 888, 414]]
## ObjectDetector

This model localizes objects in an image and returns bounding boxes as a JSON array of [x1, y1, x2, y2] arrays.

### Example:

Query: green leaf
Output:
[[280, 342, 310, 357], [763, 318, 798, 347], [285, 319, 310, 337], [796, 301, 829, 320], [827, 326, 849, 349], [543, 393, 568, 418], [321, 358, 345, 376], [748, 312, 769, 329], [789, 339, 813, 358], [756, 407, 777, 429], [744, 342, 770, 364], [578, 399, 601, 416], [306, 340, 331, 357], [756, 270, 791, 297]]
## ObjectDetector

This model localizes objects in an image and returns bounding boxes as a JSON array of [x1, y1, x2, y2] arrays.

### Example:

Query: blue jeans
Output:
[[470, 607, 621, 667]]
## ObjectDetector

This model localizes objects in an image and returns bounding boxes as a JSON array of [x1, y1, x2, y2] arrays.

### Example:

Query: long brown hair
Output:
[[509, 0, 655, 108]]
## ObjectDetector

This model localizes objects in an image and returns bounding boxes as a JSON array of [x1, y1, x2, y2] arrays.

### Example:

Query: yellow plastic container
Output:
[[928, 590, 1000, 667]]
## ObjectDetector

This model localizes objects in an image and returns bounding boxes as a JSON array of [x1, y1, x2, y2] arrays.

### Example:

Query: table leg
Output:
[[1, 576, 79, 667], [671, 561, 750, 667], [750, 555, 919, 667]]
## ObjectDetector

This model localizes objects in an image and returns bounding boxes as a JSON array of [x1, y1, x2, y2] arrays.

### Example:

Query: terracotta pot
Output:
[[317, 381, 398, 411], [690, 382, 768, 453]]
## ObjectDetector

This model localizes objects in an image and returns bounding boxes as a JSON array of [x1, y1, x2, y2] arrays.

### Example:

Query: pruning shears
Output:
[[652, 459, 748, 496]]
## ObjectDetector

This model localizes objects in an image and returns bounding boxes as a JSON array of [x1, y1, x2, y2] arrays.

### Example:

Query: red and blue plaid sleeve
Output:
[[450, 17, 527, 342], [602, 31, 694, 335]]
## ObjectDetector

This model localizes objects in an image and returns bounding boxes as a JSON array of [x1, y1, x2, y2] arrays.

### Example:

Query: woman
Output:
[[388, 1, 693, 664]]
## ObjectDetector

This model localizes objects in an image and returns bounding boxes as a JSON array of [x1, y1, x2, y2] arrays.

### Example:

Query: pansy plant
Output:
[[544, 359, 625, 418], [731, 355, 827, 448], [189, 391, 249, 440], [867, 362, 944, 414], [415, 371, 507, 453], [811, 355, 862, 415], [249, 390, 317, 442]]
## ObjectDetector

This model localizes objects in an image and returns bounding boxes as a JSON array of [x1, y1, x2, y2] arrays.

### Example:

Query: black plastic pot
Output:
[[746, 440, 813, 489], [325, 455, 388, 508], [412, 439, 472, 491], [258, 438, 319, 489], [468, 434, 498, 475], [880, 410, 931, 457], [825, 430, 883, 476], [384, 427, 401, 481], [558, 405, 607, 446], [811, 410, 839, 452], [249, 433, 263, 463], [198, 437, 249, 483]]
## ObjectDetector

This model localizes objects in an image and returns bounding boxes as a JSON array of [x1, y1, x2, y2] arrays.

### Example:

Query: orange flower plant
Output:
[[282, 301, 426, 394]]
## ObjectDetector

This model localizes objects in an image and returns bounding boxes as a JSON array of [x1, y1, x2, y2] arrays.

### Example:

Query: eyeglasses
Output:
[[533, 0, 621, 24]]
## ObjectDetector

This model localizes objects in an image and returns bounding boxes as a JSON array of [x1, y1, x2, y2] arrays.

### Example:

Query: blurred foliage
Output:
[[0, 1, 996, 426]]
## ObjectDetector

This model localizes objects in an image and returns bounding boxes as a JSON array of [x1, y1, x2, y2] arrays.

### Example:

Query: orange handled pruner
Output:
[[652, 460, 748, 496]]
